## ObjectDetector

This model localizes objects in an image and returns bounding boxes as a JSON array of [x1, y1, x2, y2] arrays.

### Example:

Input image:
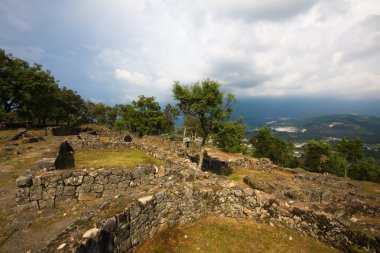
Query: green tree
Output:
[[323, 154, 349, 177], [130, 95, 165, 137], [0, 49, 29, 114], [85, 101, 109, 125], [337, 138, 364, 163], [54, 87, 85, 125], [116, 104, 135, 131], [18, 64, 61, 126], [303, 140, 330, 172], [162, 104, 180, 134], [214, 118, 246, 153], [172, 79, 235, 169], [249, 127, 292, 166], [350, 158, 380, 183]]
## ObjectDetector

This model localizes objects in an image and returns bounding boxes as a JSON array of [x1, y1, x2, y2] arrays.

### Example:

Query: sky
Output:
[[1, 0, 380, 110]]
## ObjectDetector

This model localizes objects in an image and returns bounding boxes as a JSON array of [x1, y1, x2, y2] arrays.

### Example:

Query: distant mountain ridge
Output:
[[257, 114, 380, 144]]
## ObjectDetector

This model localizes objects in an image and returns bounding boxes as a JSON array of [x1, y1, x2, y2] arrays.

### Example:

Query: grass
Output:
[[224, 168, 295, 188], [75, 148, 165, 169], [136, 216, 341, 253], [0, 157, 39, 188]]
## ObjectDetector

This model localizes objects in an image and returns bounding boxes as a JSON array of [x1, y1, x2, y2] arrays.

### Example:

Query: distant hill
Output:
[[257, 114, 380, 144]]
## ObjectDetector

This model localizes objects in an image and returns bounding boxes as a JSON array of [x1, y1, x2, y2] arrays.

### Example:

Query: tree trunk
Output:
[[197, 137, 207, 170], [197, 145, 205, 170], [183, 126, 187, 141]]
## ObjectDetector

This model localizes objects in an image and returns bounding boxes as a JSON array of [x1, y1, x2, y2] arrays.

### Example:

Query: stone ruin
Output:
[[54, 141, 75, 169], [13, 135, 380, 252], [124, 135, 132, 142]]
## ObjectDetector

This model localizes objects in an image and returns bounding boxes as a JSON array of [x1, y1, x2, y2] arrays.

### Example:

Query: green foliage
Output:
[[0, 49, 85, 126], [250, 127, 293, 166], [173, 79, 235, 145], [214, 118, 246, 153], [173, 79, 235, 169], [130, 95, 165, 137], [183, 115, 202, 138], [162, 104, 180, 134], [337, 138, 364, 163], [303, 140, 330, 172], [350, 158, 380, 183], [323, 154, 349, 177]]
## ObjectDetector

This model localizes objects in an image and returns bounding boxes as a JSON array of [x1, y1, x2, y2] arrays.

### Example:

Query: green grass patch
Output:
[[75, 148, 165, 169], [137, 216, 340, 253], [0, 157, 39, 188]]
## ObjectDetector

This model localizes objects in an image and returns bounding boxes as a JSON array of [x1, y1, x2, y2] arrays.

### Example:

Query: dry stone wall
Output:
[[41, 168, 378, 253], [16, 165, 167, 211]]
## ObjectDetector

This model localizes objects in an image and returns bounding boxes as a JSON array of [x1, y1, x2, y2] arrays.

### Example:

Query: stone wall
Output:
[[42, 168, 378, 253], [16, 165, 167, 211]]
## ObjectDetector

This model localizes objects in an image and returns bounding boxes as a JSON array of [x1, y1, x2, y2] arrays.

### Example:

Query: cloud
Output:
[[0, 0, 380, 103], [114, 69, 150, 87], [204, 0, 318, 21]]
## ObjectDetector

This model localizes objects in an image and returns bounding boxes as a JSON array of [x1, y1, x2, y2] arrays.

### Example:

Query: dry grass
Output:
[[136, 215, 341, 253], [75, 148, 165, 169]]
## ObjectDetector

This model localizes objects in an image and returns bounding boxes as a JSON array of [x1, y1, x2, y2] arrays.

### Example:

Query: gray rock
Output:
[[16, 175, 33, 188], [54, 141, 75, 169], [30, 186, 43, 200], [36, 158, 56, 170], [16, 188, 30, 204]]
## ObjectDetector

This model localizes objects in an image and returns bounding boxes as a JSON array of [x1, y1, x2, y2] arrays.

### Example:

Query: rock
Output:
[[155, 166, 165, 178], [124, 135, 133, 142], [350, 217, 358, 223], [16, 188, 30, 204], [82, 228, 101, 238], [28, 137, 39, 143], [52, 127, 81, 136], [289, 236, 293, 241], [16, 175, 33, 188], [57, 243, 67, 250], [36, 158, 56, 170], [54, 141, 75, 169], [78, 192, 98, 201], [64, 175, 84, 186], [138, 195, 153, 205], [9, 131, 26, 141]]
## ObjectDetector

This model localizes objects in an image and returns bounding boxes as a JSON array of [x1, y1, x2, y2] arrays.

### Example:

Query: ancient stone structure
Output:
[[36, 166, 378, 253], [54, 141, 75, 169], [52, 126, 82, 136], [14, 135, 380, 252], [124, 135, 132, 142], [16, 165, 166, 211]]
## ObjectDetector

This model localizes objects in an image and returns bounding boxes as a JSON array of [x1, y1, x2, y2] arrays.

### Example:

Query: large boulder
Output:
[[9, 131, 27, 141], [52, 127, 81, 136], [36, 158, 56, 170], [54, 141, 75, 169], [124, 135, 132, 142]]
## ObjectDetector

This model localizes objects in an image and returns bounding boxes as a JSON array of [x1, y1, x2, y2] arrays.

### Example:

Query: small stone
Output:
[[138, 195, 153, 205], [57, 243, 67, 250], [289, 236, 293, 241], [16, 175, 33, 188], [82, 228, 101, 238], [269, 222, 274, 227], [350, 217, 358, 223], [184, 235, 188, 239]]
